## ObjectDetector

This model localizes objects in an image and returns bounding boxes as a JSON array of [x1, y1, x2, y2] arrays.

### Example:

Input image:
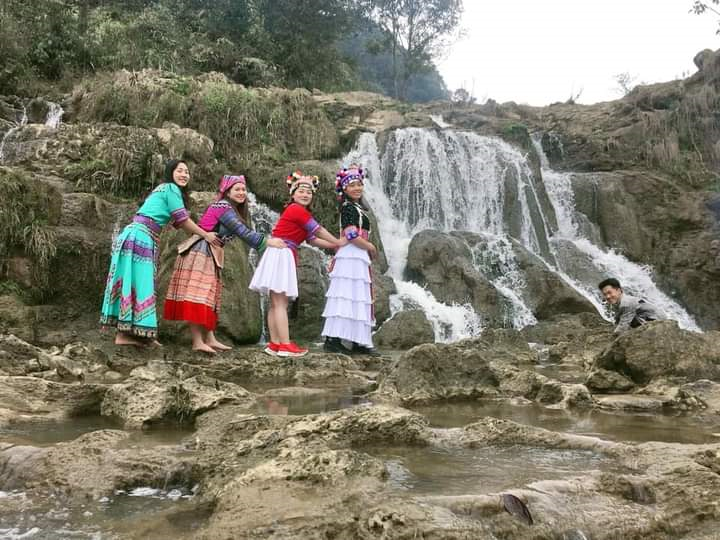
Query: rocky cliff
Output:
[[1, 49, 719, 344]]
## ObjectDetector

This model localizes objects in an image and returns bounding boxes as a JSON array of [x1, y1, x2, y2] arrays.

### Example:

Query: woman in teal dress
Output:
[[100, 159, 220, 346]]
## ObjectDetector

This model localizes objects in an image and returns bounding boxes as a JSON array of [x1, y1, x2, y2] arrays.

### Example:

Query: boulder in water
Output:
[[406, 230, 597, 326], [586, 368, 636, 393], [405, 230, 507, 326]]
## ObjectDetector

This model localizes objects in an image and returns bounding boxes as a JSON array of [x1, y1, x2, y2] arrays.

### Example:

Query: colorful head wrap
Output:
[[335, 165, 364, 200], [216, 174, 246, 201], [287, 171, 319, 195]]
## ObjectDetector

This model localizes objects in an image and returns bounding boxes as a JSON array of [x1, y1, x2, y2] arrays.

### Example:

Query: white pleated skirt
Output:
[[321, 243, 374, 347], [249, 246, 298, 299]]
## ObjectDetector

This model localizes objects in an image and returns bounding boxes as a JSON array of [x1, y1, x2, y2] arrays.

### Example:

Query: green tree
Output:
[[257, 0, 361, 89], [362, 0, 462, 100], [692, 1, 720, 33]]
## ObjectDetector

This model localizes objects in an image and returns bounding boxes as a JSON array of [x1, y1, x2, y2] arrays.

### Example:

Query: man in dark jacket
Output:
[[598, 278, 665, 334]]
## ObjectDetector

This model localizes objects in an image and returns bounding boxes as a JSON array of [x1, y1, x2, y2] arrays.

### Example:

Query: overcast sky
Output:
[[438, 0, 720, 106]]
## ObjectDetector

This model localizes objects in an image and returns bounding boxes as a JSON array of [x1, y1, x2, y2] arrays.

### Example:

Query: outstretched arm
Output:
[[312, 225, 346, 248], [218, 209, 264, 249], [308, 237, 339, 250]]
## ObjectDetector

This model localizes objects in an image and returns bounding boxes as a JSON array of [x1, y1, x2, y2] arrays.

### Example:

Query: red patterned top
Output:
[[271, 203, 320, 263]]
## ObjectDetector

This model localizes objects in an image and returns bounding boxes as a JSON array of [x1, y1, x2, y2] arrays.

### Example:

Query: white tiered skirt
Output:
[[249, 246, 298, 299], [321, 243, 374, 347]]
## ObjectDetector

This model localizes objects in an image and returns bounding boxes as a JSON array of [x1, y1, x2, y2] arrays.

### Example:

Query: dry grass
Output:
[[0, 167, 57, 289], [72, 70, 340, 167]]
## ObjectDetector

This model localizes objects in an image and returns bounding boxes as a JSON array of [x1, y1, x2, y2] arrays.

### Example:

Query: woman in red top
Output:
[[249, 172, 345, 357]]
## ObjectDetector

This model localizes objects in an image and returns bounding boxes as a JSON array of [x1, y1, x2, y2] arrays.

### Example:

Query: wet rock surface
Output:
[[2, 331, 720, 538], [373, 309, 435, 349], [594, 321, 720, 384], [406, 230, 597, 326]]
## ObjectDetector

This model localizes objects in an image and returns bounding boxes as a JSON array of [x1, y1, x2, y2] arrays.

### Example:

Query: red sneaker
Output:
[[277, 342, 308, 358], [263, 342, 280, 356]]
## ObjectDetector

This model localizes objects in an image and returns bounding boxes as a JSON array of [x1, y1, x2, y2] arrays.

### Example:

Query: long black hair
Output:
[[161, 159, 192, 209]]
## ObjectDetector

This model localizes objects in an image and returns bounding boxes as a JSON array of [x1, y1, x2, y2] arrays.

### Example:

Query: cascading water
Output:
[[531, 135, 700, 331], [344, 133, 482, 341], [469, 236, 537, 328], [0, 106, 27, 164], [44, 102, 64, 129], [341, 127, 700, 339]]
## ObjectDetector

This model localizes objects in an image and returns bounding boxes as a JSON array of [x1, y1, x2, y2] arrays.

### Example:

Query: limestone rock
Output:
[[586, 368, 636, 393], [405, 230, 505, 325], [594, 321, 720, 384], [375, 342, 499, 404], [101, 372, 254, 429], [676, 379, 720, 413], [406, 230, 596, 326], [374, 310, 435, 349], [0, 430, 193, 497], [0, 375, 106, 419], [0, 298, 37, 343]]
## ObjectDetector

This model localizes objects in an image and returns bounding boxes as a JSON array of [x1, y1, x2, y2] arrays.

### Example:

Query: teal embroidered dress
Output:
[[100, 183, 189, 338]]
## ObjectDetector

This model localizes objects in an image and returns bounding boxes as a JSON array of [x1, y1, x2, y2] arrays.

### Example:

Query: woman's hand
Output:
[[336, 236, 349, 248], [204, 232, 223, 247], [267, 237, 286, 249]]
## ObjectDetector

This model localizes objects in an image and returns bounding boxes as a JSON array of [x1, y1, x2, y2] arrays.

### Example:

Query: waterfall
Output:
[[44, 102, 64, 129], [470, 235, 537, 328], [531, 135, 700, 331], [341, 128, 699, 339], [247, 192, 279, 235], [344, 133, 482, 341], [0, 106, 27, 164]]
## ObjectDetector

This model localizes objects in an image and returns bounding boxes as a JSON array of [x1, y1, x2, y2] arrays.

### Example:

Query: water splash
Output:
[[247, 192, 279, 235], [470, 235, 537, 328], [44, 102, 63, 129]]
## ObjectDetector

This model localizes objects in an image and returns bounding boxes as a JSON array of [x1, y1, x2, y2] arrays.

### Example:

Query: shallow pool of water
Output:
[[0, 417, 191, 448], [252, 389, 370, 416], [362, 443, 613, 496], [411, 400, 720, 444], [0, 486, 206, 540]]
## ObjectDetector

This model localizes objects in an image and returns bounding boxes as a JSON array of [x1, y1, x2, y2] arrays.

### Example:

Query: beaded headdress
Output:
[[287, 171, 319, 195], [335, 165, 364, 200]]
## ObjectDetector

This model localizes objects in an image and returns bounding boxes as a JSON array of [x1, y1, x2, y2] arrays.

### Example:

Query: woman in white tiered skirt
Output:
[[321, 166, 379, 356]]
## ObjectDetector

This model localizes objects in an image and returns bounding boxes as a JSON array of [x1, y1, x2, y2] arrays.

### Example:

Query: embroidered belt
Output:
[[133, 214, 161, 234]]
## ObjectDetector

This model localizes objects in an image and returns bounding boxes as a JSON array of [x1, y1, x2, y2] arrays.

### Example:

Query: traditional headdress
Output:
[[216, 174, 245, 201], [287, 171, 319, 195], [335, 165, 364, 200]]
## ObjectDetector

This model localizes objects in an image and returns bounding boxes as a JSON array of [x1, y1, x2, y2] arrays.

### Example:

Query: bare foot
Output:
[[192, 343, 217, 355], [207, 340, 231, 351], [146, 339, 163, 348], [115, 333, 145, 346]]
